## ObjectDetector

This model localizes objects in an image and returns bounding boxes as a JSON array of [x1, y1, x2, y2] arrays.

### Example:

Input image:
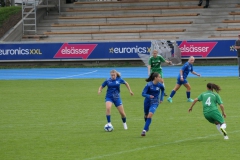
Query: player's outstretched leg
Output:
[[167, 90, 175, 103], [117, 105, 128, 130], [141, 118, 151, 136], [216, 124, 223, 135], [106, 101, 112, 125], [183, 83, 194, 102], [220, 123, 228, 139], [168, 84, 181, 103]]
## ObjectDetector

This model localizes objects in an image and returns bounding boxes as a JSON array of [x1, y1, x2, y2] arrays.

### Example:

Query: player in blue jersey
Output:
[[167, 56, 201, 103], [141, 72, 165, 136], [98, 70, 134, 130]]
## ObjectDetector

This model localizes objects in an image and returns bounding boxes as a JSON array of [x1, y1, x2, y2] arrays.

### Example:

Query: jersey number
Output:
[[205, 97, 211, 106]]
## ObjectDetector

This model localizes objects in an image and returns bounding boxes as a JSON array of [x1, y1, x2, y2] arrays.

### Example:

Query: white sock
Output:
[[221, 123, 227, 129], [216, 124, 223, 135]]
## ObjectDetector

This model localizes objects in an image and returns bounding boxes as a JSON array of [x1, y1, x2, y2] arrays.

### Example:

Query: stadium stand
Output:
[[2, 0, 240, 41]]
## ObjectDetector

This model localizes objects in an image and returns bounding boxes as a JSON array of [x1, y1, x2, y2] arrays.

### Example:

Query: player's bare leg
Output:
[[106, 101, 113, 125], [183, 83, 194, 102], [117, 105, 128, 130], [167, 84, 181, 103]]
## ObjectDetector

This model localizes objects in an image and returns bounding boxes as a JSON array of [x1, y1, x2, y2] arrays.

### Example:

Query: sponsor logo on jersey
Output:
[[54, 43, 97, 59]]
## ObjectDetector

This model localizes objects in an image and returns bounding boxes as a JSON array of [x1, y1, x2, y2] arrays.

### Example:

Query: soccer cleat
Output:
[[224, 136, 229, 140], [123, 123, 128, 130], [220, 127, 227, 136], [167, 97, 173, 103], [141, 130, 146, 136], [187, 98, 194, 102]]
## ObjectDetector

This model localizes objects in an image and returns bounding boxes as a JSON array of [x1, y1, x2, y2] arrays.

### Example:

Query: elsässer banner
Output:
[[0, 40, 238, 61], [177, 40, 237, 58]]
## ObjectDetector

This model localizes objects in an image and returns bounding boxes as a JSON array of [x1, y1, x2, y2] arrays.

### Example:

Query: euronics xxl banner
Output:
[[0, 40, 238, 61]]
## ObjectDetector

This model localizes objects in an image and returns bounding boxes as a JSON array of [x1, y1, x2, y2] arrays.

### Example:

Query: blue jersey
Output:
[[102, 77, 126, 98], [178, 62, 193, 79], [142, 81, 165, 103]]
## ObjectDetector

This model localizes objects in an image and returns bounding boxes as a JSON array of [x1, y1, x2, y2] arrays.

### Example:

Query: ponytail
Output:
[[110, 70, 121, 77], [207, 83, 221, 93], [146, 72, 159, 82]]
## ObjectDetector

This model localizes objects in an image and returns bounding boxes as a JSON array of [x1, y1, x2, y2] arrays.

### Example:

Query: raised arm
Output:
[[125, 82, 134, 96], [188, 98, 199, 112]]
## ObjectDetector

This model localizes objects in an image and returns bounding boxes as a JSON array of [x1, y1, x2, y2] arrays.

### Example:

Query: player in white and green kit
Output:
[[148, 50, 172, 96], [188, 83, 228, 140]]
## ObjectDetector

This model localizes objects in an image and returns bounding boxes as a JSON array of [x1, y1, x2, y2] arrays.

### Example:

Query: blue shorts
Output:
[[105, 97, 123, 107], [177, 78, 188, 85], [144, 99, 159, 115]]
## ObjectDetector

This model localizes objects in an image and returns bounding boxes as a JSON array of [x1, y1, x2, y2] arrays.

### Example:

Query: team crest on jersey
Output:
[[156, 87, 159, 90], [116, 81, 119, 84]]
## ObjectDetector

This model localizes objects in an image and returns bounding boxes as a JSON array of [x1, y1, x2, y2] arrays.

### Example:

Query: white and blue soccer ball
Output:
[[104, 124, 114, 132]]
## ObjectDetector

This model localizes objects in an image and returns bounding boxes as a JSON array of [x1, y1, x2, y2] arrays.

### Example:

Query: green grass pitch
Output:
[[0, 77, 240, 160]]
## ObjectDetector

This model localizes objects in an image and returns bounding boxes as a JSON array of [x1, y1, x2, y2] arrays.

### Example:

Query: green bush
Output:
[[0, 6, 21, 26]]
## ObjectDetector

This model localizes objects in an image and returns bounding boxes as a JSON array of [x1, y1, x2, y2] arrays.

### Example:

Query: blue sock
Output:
[[186, 91, 190, 99], [106, 115, 111, 123], [122, 117, 126, 123], [144, 118, 152, 131], [170, 90, 176, 98]]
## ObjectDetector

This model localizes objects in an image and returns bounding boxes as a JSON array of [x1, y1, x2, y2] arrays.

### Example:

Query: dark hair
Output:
[[146, 72, 159, 82], [207, 83, 221, 93]]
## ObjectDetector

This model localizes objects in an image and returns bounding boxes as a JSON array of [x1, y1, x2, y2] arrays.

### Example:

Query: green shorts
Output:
[[204, 110, 225, 124]]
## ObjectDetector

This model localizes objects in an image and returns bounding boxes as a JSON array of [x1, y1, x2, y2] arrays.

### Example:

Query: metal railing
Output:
[[22, 0, 60, 35]]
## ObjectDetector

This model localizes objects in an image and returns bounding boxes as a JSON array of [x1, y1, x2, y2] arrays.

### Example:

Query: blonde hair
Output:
[[110, 70, 121, 77], [152, 50, 158, 55]]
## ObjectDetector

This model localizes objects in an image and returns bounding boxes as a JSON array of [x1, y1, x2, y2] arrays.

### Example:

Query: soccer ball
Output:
[[104, 124, 114, 132]]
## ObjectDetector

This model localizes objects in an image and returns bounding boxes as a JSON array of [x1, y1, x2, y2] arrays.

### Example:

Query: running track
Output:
[[0, 66, 237, 80]]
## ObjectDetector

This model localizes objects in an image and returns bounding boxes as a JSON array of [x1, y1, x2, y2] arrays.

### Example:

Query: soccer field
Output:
[[0, 77, 240, 160]]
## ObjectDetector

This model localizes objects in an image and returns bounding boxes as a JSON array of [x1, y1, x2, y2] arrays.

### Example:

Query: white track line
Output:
[[54, 70, 98, 79], [84, 130, 240, 160]]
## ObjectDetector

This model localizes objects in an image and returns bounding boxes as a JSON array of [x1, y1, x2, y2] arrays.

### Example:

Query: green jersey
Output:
[[148, 55, 166, 73], [197, 90, 223, 114]]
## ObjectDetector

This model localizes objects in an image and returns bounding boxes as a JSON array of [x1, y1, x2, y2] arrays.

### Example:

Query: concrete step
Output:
[[37, 23, 227, 32], [57, 8, 239, 16], [60, 0, 239, 9]]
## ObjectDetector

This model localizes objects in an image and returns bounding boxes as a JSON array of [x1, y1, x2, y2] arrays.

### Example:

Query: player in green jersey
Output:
[[148, 50, 172, 96], [188, 83, 228, 140]]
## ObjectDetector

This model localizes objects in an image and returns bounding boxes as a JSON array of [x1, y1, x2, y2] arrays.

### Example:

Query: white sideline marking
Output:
[[54, 70, 98, 79], [84, 130, 240, 160]]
